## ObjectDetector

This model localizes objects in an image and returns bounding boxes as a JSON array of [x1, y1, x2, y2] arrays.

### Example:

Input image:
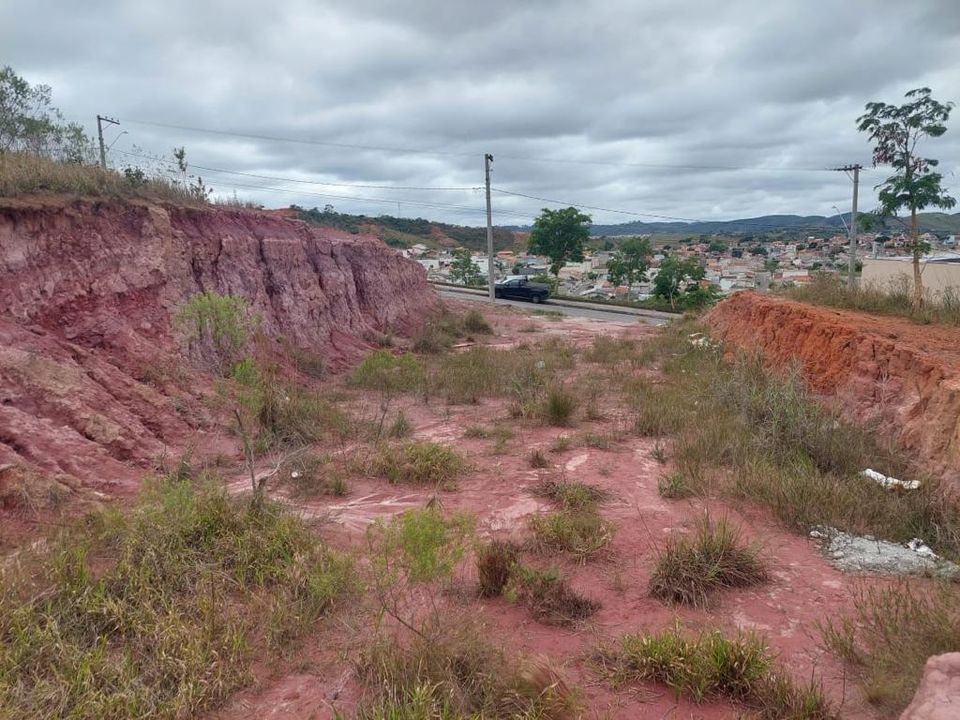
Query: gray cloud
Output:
[[3, 0, 959, 226]]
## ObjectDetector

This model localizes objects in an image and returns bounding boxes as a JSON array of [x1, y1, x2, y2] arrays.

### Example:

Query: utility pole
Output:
[[484, 153, 495, 302], [96, 115, 119, 169], [834, 164, 861, 286]]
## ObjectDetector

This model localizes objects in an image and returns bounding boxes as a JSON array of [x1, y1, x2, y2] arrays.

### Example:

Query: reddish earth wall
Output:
[[0, 197, 437, 495], [706, 292, 960, 486]]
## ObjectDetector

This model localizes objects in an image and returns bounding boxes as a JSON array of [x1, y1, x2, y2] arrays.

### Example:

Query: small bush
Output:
[[539, 384, 577, 426], [505, 565, 599, 626], [550, 435, 572, 453], [529, 505, 615, 561], [351, 351, 424, 393], [528, 449, 551, 469], [432, 346, 501, 403], [649, 515, 768, 608], [371, 442, 467, 489], [580, 432, 613, 450], [476, 540, 520, 597], [369, 506, 473, 584], [658, 472, 691, 499], [387, 412, 413, 438], [822, 581, 960, 713], [462, 309, 494, 335], [176, 292, 257, 374], [285, 454, 350, 497], [601, 626, 835, 719], [651, 442, 668, 464]]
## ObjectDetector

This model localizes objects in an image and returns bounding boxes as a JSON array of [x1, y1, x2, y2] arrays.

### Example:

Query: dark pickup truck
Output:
[[493, 278, 551, 303]]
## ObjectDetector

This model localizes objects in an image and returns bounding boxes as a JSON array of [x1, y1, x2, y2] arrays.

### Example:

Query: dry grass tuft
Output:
[[649, 514, 768, 608]]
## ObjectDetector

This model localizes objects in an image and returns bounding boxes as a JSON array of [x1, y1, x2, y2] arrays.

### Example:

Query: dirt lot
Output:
[[206, 303, 889, 720]]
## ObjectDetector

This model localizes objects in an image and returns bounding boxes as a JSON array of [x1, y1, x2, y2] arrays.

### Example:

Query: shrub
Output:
[[649, 514, 768, 608], [539, 384, 577, 426], [369, 506, 473, 584], [462, 309, 493, 335], [387, 412, 413, 438], [476, 540, 520, 597], [658, 472, 691, 499], [505, 565, 599, 626], [528, 449, 551, 469], [371, 442, 467, 489], [176, 292, 257, 374], [432, 346, 501, 403], [351, 351, 424, 394], [0, 479, 352, 719], [285, 454, 350, 497], [822, 581, 960, 713], [601, 626, 835, 719]]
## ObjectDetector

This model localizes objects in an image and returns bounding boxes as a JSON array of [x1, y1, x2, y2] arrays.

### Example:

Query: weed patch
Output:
[[0, 479, 352, 719], [505, 566, 600, 626], [476, 540, 521, 598], [529, 505, 615, 561], [371, 442, 467, 489], [822, 581, 960, 713], [531, 477, 608, 509], [600, 626, 835, 719]]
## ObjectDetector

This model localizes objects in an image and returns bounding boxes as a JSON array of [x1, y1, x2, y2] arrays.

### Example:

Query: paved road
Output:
[[438, 289, 671, 325]]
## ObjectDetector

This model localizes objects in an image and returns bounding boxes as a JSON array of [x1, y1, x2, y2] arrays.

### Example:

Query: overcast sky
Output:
[[3, 0, 959, 226]]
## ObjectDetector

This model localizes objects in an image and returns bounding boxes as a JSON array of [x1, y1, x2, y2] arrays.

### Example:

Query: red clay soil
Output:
[[212, 308, 884, 720], [0, 197, 437, 525], [707, 292, 960, 487]]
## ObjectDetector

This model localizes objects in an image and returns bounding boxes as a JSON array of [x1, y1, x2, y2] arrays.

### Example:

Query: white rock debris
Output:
[[810, 526, 959, 578], [687, 332, 717, 349], [861, 468, 920, 491]]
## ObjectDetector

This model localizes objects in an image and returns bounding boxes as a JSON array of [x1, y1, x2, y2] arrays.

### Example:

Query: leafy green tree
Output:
[[653, 256, 707, 309], [707, 239, 728, 254], [0, 66, 93, 162], [527, 207, 591, 279], [448, 248, 483, 286], [606, 236, 653, 291], [858, 88, 956, 308]]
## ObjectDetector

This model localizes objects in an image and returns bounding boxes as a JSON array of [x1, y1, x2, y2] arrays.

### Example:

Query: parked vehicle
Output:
[[494, 277, 551, 303]]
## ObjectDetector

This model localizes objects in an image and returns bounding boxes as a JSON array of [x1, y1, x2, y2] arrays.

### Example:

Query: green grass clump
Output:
[[285, 454, 350, 497], [0, 479, 352, 719], [531, 478, 608, 509], [538, 384, 577, 426], [649, 514, 768, 608], [357, 614, 575, 719], [657, 472, 691, 499], [602, 626, 835, 719], [822, 581, 960, 713], [433, 346, 502, 403], [371, 442, 467, 489], [505, 565, 600, 626], [582, 334, 639, 365], [351, 350, 424, 393], [529, 505, 614, 561]]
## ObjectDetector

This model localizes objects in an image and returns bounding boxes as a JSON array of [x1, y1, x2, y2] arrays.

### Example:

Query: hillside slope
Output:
[[707, 293, 960, 486], [0, 197, 437, 498]]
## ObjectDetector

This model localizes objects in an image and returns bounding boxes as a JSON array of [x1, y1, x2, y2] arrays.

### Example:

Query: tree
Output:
[[606, 236, 652, 292], [858, 88, 956, 308], [0, 66, 93, 162], [527, 207, 591, 279], [652, 256, 706, 309], [448, 248, 483, 287]]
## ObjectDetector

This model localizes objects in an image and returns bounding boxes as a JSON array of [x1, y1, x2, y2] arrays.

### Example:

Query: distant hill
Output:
[[294, 205, 523, 252], [588, 212, 960, 238]]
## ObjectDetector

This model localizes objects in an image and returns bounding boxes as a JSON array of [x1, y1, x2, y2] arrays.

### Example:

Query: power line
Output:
[[113, 149, 480, 192], [491, 187, 703, 223]]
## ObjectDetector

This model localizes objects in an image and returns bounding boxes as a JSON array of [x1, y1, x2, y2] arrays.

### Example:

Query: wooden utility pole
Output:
[[96, 115, 119, 169], [484, 153, 495, 302], [834, 164, 861, 286]]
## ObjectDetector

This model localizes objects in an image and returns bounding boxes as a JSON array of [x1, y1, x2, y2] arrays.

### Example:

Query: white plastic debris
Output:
[[862, 468, 920, 491], [687, 332, 716, 349], [907, 538, 937, 558], [290, 470, 301, 479]]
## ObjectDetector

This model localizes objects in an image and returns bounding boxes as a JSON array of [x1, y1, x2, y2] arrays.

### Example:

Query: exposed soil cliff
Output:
[[0, 197, 438, 506], [707, 292, 960, 486]]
